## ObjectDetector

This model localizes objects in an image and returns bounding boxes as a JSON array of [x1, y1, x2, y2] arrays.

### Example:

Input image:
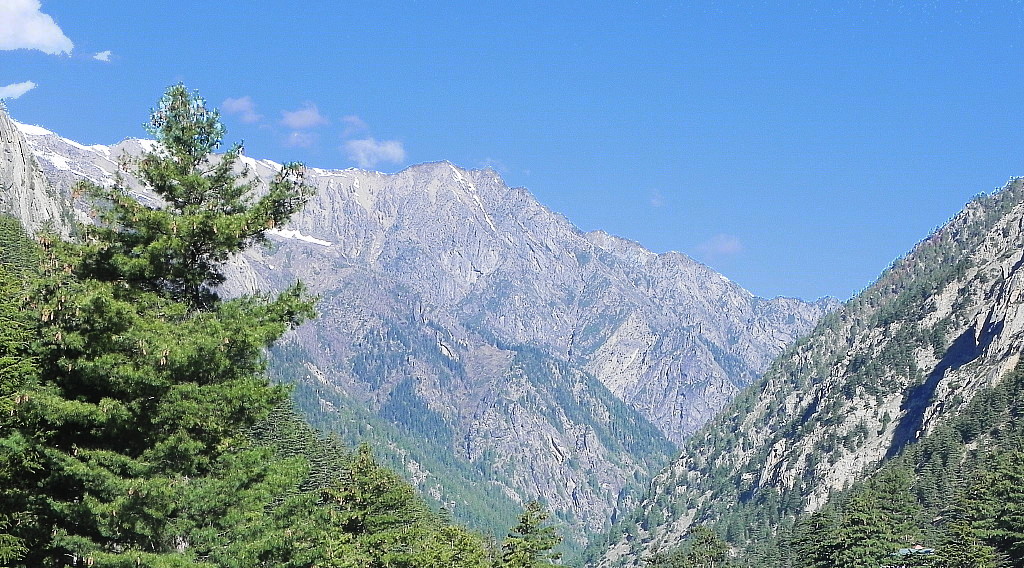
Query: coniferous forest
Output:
[[0, 86, 560, 567], [630, 359, 1024, 568]]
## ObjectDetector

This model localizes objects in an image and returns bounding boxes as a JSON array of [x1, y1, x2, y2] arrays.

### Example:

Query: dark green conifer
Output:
[[499, 501, 562, 568], [14, 84, 314, 566]]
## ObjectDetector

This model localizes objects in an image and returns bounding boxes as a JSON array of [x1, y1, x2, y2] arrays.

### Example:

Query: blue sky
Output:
[[3, 1, 1024, 301]]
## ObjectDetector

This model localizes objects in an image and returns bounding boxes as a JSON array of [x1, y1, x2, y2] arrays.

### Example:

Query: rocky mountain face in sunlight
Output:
[[594, 178, 1024, 566], [4, 111, 835, 545], [0, 105, 72, 236]]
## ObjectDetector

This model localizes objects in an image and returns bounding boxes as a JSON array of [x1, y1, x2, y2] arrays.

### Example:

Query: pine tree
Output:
[[687, 526, 730, 568], [645, 526, 732, 568], [79, 85, 311, 310], [0, 267, 36, 564], [499, 501, 562, 568], [0, 218, 43, 565], [935, 519, 998, 568], [14, 84, 315, 566], [972, 451, 1024, 565], [789, 509, 839, 568]]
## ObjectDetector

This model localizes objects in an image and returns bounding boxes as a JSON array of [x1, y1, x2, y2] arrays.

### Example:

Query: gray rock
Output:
[[0, 104, 72, 235], [596, 179, 1024, 566]]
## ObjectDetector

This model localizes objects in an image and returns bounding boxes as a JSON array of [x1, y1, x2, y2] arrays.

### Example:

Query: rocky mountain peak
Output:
[[5, 115, 835, 548]]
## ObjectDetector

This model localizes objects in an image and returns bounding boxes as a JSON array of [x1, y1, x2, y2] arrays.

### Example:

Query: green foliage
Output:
[[500, 501, 561, 568], [647, 526, 732, 568], [78, 84, 311, 309], [0, 215, 40, 275], [296, 444, 491, 568], [245, 405, 495, 568], [751, 359, 1024, 567], [0, 277, 34, 562], [0, 218, 42, 564], [789, 471, 927, 568], [0, 84, 313, 566], [971, 451, 1024, 565]]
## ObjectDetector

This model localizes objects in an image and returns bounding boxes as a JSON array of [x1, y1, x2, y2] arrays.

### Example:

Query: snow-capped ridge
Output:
[[15, 120, 114, 156], [13, 121, 53, 137]]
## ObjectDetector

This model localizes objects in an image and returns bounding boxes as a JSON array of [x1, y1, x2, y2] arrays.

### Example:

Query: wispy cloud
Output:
[[344, 138, 406, 169], [93, 50, 111, 62], [341, 115, 368, 137], [222, 96, 262, 124], [0, 0, 73, 55], [696, 233, 743, 258], [0, 81, 37, 99], [281, 103, 327, 130], [479, 157, 509, 173], [284, 131, 317, 148], [649, 189, 666, 208]]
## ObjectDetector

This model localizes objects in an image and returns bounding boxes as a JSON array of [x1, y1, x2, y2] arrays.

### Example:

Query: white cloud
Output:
[[344, 138, 406, 169], [0, 0, 73, 55], [93, 50, 111, 62], [341, 114, 368, 137], [284, 131, 317, 148], [479, 157, 508, 173], [696, 234, 743, 257], [222, 96, 262, 123], [649, 189, 665, 208], [280, 103, 327, 129], [0, 81, 37, 99]]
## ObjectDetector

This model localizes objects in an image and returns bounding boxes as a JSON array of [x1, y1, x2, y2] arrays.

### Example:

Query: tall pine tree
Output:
[[499, 501, 561, 568], [0, 219, 40, 564], [13, 84, 315, 566]]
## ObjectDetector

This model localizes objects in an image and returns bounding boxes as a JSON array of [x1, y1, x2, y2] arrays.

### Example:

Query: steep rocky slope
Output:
[[0, 103, 71, 235], [595, 178, 1024, 566], [3, 109, 834, 545]]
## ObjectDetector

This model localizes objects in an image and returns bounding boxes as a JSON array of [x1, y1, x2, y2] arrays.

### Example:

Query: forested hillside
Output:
[[779, 357, 1024, 567], [594, 178, 1024, 567], [0, 86, 556, 567]]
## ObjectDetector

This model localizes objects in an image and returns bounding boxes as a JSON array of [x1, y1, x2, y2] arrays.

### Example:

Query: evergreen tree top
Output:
[[77, 83, 312, 309]]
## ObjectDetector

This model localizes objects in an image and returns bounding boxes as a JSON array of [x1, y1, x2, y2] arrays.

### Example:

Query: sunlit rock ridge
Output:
[[2, 110, 835, 545], [0, 105, 72, 236], [595, 177, 1024, 566]]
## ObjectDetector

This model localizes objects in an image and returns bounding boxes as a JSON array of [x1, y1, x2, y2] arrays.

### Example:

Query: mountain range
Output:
[[0, 105, 834, 548], [5, 100, 1024, 566]]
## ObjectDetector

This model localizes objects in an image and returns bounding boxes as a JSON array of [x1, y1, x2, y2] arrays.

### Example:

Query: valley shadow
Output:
[[885, 319, 1002, 459]]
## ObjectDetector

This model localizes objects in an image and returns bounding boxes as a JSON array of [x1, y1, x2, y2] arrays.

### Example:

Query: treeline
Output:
[[777, 359, 1024, 568], [0, 86, 560, 567], [639, 358, 1024, 568]]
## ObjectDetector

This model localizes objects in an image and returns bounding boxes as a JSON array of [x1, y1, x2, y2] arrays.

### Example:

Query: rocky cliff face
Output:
[[0, 104, 71, 235], [4, 111, 834, 545], [596, 178, 1024, 566], [257, 161, 834, 442]]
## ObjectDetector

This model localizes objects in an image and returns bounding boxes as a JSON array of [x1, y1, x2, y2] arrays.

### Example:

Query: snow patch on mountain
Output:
[[15, 121, 114, 157], [267, 227, 333, 247], [13, 122, 52, 136]]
